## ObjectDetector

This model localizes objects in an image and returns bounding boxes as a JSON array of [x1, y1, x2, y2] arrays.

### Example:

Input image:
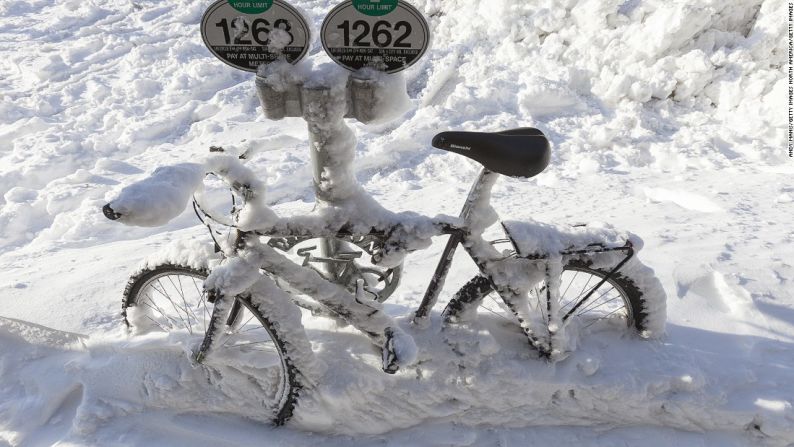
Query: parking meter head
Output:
[[255, 76, 287, 120], [201, 0, 311, 72], [321, 0, 431, 74]]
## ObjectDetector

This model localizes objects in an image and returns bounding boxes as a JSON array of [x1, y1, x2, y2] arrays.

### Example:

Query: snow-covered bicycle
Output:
[[103, 128, 665, 424]]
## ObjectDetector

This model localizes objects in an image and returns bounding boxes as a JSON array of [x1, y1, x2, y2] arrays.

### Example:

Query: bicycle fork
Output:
[[193, 291, 238, 364]]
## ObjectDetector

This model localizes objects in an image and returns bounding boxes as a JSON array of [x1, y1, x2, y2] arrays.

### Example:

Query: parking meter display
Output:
[[321, 0, 430, 73], [201, 0, 310, 72]]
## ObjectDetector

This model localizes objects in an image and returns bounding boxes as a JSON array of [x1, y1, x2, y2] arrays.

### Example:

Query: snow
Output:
[[107, 163, 205, 227], [0, 0, 791, 445]]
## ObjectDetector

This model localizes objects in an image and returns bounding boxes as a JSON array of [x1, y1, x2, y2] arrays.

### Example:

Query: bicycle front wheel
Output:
[[122, 263, 303, 424]]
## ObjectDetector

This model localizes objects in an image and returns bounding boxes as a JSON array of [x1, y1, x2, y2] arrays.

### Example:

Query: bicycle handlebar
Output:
[[102, 203, 122, 220]]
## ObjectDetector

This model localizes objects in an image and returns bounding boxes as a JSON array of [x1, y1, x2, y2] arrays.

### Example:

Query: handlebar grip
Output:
[[103, 203, 121, 221]]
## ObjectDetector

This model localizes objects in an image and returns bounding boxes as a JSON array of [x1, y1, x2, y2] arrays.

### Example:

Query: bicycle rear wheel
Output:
[[530, 260, 645, 333], [475, 257, 655, 337], [446, 255, 664, 342], [122, 263, 302, 424]]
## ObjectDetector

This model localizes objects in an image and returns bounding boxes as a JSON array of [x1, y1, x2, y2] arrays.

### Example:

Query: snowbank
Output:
[[1, 316, 792, 445]]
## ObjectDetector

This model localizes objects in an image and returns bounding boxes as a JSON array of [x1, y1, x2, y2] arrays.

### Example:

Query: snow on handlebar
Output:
[[103, 155, 265, 227], [103, 163, 205, 227]]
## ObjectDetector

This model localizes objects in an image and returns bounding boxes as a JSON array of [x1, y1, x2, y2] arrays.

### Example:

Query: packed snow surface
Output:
[[0, 0, 790, 445]]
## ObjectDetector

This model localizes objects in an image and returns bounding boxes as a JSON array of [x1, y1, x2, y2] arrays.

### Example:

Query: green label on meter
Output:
[[352, 0, 398, 16], [228, 0, 273, 14]]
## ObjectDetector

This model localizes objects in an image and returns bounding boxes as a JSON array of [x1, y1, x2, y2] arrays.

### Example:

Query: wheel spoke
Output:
[[492, 265, 636, 337], [560, 270, 578, 299], [157, 279, 193, 334], [191, 279, 210, 332], [142, 300, 177, 329], [573, 274, 595, 303], [562, 285, 614, 316], [532, 286, 547, 323], [479, 298, 514, 323], [238, 314, 256, 330], [576, 293, 621, 316], [225, 339, 277, 349], [143, 315, 170, 332], [174, 274, 201, 327], [168, 274, 198, 329], [582, 306, 625, 329], [125, 266, 295, 416], [575, 286, 616, 314]]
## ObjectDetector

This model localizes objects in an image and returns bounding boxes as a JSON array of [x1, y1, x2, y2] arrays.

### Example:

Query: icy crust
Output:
[[609, 254, 667, 339], [125, 236, 221, 335], [355, 68, 412, 125], [292, 316, 794, 443], [251, 192, 451, 269], [258, 60, 350, 94], [106, 163, 204, 227], [105, 154, 446, 267]]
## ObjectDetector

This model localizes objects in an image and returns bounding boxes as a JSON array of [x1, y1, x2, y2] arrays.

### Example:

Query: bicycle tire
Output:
[[121, 263, 304, 425]]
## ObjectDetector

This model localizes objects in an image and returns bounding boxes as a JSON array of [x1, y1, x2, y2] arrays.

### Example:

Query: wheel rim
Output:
[[132, 271, 212, 335], [128, 270, 288, 405]]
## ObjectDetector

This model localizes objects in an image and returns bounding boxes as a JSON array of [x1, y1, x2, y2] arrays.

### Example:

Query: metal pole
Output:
[[255, 70, 389, 283], [300, 85, 358, 280]]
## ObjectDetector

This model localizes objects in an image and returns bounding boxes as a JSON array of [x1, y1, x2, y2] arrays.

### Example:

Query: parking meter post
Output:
[[300, 85, 358, 280]]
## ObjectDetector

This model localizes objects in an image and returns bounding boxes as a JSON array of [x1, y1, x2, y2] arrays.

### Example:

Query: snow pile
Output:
[[0, 0, 784, 252], [406, 0, 784, 171], [2, 315, 793, 445]]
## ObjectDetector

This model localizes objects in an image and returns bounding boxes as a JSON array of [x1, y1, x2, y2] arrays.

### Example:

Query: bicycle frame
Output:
[[413, 168, 499, 322], [195, 161, 637, 359]]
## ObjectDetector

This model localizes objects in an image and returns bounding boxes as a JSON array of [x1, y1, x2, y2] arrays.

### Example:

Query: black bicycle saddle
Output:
[[431, 128, 551, 178]]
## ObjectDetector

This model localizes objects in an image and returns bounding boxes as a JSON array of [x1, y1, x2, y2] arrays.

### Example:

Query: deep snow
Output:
[[1, 0, 791, 445]]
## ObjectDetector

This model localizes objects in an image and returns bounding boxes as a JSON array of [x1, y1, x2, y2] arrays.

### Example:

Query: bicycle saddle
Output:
[[431, 128, 551, 178]]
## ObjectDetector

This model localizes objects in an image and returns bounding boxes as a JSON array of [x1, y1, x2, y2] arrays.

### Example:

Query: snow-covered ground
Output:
[[1, 0, 791, 445]]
